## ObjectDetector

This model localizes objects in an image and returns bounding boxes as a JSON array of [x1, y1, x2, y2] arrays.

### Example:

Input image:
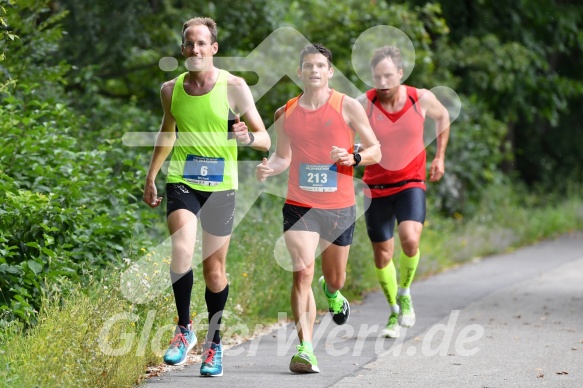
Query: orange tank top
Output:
[[284, 90, 355, 209]]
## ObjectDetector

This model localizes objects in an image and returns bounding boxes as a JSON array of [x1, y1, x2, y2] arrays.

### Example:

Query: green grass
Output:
[[1, 182, 582, 387], [0, 285, 164, 387], [418, 184, 583, 277]]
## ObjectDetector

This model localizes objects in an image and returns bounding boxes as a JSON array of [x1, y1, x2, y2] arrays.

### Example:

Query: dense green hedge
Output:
[[0, 88, 156, 325]]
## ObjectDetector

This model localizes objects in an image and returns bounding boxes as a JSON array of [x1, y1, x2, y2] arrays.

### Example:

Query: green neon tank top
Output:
[[167, 70, 238, 191]]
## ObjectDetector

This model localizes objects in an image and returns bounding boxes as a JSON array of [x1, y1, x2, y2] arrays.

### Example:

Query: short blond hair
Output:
[[182, 17, 217, 43]]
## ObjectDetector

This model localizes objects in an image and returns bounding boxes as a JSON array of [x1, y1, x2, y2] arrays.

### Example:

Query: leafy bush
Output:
[[427, 95, 510, 216], [0, 88, 155, 325], [0, 0, 162, 326]]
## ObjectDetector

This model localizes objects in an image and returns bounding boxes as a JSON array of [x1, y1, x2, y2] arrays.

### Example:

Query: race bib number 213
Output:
[[299, 163, 337, 192]]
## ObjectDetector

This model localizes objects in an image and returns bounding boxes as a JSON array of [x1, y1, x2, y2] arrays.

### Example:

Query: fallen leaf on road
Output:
[[537, 373, 544, 378], [556, 371, 569, 375]]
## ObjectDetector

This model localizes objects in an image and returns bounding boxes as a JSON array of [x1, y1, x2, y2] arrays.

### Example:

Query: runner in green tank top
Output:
[[142, 16, 270, 377], [167, 69, 239, 191]]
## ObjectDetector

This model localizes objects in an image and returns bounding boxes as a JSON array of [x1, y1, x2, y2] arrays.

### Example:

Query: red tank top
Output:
[[284, 90, 355, 209], [363, 86, 426, 198]]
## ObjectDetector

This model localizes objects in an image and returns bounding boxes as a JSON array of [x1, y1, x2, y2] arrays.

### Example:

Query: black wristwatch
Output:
[[352, 152, 361, 167], [244, 131, 255, 146]]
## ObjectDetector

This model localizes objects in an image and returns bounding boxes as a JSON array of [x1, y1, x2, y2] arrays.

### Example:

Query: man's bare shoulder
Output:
[[342, 94, 366, 112], [160, 78, 178, 98], [226, 73, 248, 87], [274, 105, 286, 121], [416, 87, 432, 99], [416, 87, 441, 108]]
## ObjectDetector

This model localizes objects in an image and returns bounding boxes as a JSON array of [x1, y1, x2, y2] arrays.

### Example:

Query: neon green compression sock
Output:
[[399, 249, 420, 290], [376, 260, 398, 307]]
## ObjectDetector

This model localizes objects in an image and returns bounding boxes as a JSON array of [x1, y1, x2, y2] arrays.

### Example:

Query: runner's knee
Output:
[[293, 266, 315, 287], [203, 267, 226, 291], [373, 243, 394, 268], [400, 238, 419, 257]]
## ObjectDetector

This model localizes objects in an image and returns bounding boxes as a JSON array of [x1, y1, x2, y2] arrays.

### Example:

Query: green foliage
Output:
[[404, 0, 583, 188], [273, 0, 450, 94], [2, 0, 70, 98], [0, 282, 163, 387], [428, 95, 509, 215], [0, 0, 17, 62], [55, 0, 167, 107], [421, 183, 583, 272], [225, 193, 290, 318], [0, 89, 156, 325], [0, 0, 165, 326]]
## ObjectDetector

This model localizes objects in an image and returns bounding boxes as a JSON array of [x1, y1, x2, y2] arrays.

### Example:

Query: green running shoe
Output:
[[397, 294, 416, 327], [319, 276, 350, 325], [380, 312, 401, 338], [289, 344, 320, 373]]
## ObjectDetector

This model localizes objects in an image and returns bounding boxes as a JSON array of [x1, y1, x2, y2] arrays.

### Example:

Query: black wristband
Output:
[[352, 152, 361, 167], [244, 131, 255, 146]]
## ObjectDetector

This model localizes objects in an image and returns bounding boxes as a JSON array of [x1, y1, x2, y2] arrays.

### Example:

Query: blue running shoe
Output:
[[163, 322, 196, 366], [200, 342, 223, 377]]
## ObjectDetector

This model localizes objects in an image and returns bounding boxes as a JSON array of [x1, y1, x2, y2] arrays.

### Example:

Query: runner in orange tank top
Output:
[[357, 46, 451, 339], [256, 44, 380, 374]]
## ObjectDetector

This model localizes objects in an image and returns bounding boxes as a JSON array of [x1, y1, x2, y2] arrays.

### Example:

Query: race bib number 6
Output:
[[183, 155, 225, 186], [299, 163, 338, 192]]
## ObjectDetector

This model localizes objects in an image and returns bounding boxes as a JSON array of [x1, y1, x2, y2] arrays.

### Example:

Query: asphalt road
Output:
[[146, 232, 583, 387]]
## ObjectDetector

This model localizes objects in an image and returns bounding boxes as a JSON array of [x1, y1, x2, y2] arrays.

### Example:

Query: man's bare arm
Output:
[[419, 89, 450, 181], [143, 81, 177, 207], [228, 75, 270, 151], [255, 106, 292, 181], [332, 96, 381, 167]]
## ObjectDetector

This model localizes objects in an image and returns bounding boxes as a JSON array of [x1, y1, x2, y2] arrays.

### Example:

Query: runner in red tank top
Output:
[[357, 46, 450, 339], [256, 44, 380, 374]]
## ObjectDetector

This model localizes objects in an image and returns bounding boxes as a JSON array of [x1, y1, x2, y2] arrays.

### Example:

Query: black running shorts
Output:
[[166, 183, 235, 236], [283, 203, 356, 246], [364, 188, 426, 243]]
